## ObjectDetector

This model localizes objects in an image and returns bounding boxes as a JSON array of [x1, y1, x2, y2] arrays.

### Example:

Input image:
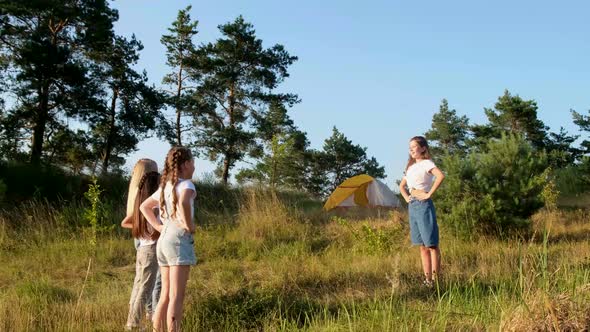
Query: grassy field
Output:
[[1, 190, 589, 331]]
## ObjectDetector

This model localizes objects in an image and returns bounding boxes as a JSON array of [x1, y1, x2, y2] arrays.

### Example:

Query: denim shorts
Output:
[[156, 222, 196, 266], [408, 199, 439, 247]]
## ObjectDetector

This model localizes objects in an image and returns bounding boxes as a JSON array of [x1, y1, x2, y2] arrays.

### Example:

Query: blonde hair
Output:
[[159, 147, 193, 219], [126, 159, 158, 216]]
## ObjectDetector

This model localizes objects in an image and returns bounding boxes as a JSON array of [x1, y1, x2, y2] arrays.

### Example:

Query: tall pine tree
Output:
[[190, 16, 299, 184], [161, 6, 199, 146]]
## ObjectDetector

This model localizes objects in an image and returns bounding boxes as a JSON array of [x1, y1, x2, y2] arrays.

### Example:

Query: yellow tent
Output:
[[323, 174, 400, 211]]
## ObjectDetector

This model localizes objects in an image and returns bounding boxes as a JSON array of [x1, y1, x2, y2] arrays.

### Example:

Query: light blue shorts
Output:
[[409, 199, 439, 247], [156, 222, 196, 266]]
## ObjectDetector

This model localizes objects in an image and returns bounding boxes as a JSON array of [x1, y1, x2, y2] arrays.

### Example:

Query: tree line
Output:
[[2, 2, 588, 206], [0, 1, 384, 197], [423, 92, 590, 235]]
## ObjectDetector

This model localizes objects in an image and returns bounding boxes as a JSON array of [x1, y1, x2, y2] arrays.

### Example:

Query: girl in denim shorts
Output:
[[399, 136, 445, 286], [140, 146, 196, 332]]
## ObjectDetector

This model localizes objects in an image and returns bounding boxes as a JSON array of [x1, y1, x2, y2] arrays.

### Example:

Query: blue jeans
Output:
[[408, 199, 439, 247]]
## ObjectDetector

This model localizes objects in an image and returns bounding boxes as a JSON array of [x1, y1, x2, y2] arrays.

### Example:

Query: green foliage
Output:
[[331, 216, 398, 254], [541, 172, 559, 211], [0, 0, 118, 164], [545, 127, 581, 168], [553, 156, 590, 195], [43, 127, 93, 174], [90, 35, 165, 174], [571, 109, 590, 155], [236, 133, 305, 189], [425, 99, 470, 157], [161, 5, 199, 146], [471, 90, 548, 151], [190, 16, 299, 184], [0, 161, 129, 204], [83, 178, 114, 246], [0, 161, 84, 202], [237, 102, 310, 189], [304, 127, 386, 197], [436, 134, 548, 237]]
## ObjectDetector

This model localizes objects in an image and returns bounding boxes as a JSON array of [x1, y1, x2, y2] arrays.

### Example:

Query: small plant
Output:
[[331, 216, 394, 254], [541, 169, 560, 212], [360, 224, 391, 254], [83, 178, 104, 247]]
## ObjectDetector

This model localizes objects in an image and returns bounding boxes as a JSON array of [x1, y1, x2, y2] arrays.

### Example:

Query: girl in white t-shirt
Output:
[[121, 169, 161, 329], [399, 136, 445, 287], [140, 146, 196, 332]]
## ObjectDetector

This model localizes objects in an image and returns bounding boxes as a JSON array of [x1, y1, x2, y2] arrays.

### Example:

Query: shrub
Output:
[[0, 161, 128, 204], [554, 156, 590, 196], [436, 134, 548, 237]]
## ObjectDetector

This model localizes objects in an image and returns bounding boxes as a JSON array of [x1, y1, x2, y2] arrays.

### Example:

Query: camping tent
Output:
[[323, 174, 401, 211]]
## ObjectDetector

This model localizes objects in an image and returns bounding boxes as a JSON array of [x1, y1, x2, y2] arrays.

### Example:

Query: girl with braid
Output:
[[140, 146, 196, 332], [121, 169, 161, 329], [121, 159, 162, 330]]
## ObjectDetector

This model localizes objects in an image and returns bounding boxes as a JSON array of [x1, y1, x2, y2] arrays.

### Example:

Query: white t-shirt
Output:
[[150, 179, 196, 225], [404, 159, 437, 193]]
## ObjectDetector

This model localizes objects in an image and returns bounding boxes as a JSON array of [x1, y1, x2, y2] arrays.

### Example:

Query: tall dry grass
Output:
[[0, 189, 589, 331]]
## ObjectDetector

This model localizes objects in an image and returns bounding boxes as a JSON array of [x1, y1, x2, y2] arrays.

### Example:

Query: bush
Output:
[[436, 134, 548, 237], [0, 161, 128, 203], [554, 156, 590, 196]]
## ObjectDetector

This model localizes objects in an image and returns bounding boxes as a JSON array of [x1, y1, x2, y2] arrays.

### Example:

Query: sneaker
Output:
[[422, 279, 434, 288]]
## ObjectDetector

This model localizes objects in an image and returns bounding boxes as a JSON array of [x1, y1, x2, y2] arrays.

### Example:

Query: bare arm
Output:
[[412, 167, 445, 200], [399, 177, 411, 203], [140, 196, 163, 233], [427, 167, 445, 198], [121, 214, 133, 229], [178, 189, 195, 233]]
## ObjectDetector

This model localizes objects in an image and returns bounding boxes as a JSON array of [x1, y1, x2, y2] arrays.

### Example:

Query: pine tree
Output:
[[190, 16, 299, 184], [161, 6, 199, 145], [425, 99, 470, 156], [472, 90, 548, 150], [90, 35, 165, 174], [0, 0, 117, 164]]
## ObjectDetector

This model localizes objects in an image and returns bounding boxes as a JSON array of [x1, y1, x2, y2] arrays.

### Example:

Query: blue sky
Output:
[[112, 0, 590, 187]]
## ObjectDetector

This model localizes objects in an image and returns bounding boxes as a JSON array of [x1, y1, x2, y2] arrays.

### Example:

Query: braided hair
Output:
[[159, 146, 193, 219], [132, 171, 160, 240]]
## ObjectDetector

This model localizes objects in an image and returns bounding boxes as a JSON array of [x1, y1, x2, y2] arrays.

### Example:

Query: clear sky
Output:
[[111, 0, 590, 187]]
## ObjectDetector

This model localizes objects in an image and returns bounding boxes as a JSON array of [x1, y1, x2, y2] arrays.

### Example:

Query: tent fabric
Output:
[[323, 174, 400, 211]]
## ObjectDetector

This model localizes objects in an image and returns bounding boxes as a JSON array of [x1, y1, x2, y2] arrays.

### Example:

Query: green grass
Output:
[[1, 190, 590, 331]]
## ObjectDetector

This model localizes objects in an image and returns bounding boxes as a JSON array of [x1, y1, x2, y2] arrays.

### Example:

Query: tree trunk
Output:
[[221, 85, 236, 185], [222, 156, 230, 185], [175, 64, 183, 146], [101, 89, 118, 174], [30, 81, 50, 165]]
